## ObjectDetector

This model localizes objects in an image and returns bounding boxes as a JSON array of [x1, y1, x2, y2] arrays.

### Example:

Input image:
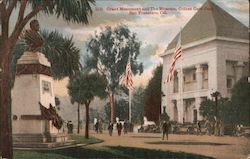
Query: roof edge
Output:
[[160, 36, 249, 57]]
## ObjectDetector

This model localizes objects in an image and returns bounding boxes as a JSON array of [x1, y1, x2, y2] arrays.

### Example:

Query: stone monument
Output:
[[11, 20, 68, 148], [12, 51, 68, 148]]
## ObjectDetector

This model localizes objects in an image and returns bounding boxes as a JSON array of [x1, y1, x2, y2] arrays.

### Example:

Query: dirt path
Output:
[[87, 130, 250, 159]]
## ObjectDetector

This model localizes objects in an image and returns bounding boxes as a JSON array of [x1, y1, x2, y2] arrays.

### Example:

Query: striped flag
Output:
[[167, 33, 182, 82], [122, 61, 134, 90]]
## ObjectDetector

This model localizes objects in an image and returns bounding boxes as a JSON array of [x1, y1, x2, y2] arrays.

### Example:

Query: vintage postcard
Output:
[[0, 0, 249, 159]]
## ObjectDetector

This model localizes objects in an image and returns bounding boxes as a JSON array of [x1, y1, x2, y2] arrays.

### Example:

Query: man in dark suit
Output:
[[162, 121, 170, 140]]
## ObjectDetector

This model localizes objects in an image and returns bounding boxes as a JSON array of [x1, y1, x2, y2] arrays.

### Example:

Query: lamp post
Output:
[[211, 91, 221, 136], [160, 91, 166, 121]]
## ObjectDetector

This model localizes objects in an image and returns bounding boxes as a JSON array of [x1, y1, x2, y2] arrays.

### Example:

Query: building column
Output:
[[177, 69, 184, 123], [177, 69, 183, 93], [234, 61, 245, 82], [177, 99, 183, 123], [195, 97, 202, 121], [195, 64, 203, 90]]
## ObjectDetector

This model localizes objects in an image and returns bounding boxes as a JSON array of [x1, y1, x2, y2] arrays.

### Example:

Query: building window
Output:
[[203, 69, 208, 80], [183, 76, 186, 82], [193, 73, 196, 81], [227, 78, 233, 88]]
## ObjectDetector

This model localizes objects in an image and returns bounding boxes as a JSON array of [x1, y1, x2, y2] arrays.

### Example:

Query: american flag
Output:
[[167, 33, 182, 82], [122, 61, 134, 90]]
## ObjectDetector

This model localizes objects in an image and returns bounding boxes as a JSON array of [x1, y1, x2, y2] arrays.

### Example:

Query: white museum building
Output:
[[160, 0, 249, 123]]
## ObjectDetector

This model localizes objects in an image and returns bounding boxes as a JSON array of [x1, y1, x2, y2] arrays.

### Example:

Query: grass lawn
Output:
[[14, 146, 214, 159], [14, 135, 214, 159]]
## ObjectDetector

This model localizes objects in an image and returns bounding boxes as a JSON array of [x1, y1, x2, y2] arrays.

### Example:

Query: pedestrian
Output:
[[98, 119, 103, 134], [123, 121, 128, 134], [162, 121, 169, 140], [95, 120, 99, 133], [197, 121, 202, 135], [108, 122, 113, 136], [117, 122, 123, 136]]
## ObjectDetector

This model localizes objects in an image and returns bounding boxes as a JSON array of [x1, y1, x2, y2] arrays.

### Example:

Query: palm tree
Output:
[[68, 72, 107, 138], [10, 30, 82, 87], [0, 1, 94, 158]]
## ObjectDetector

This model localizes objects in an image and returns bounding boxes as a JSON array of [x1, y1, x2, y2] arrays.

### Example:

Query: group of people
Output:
[[107, 121, 129, 136], [94, 119, 103, 133], [204, 119, 224, 136]]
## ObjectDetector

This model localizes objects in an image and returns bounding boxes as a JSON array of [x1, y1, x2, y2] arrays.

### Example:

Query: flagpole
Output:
[[128, 55, 132, 123], [180, 27, 184, 124], [129, 89, 132, 123]]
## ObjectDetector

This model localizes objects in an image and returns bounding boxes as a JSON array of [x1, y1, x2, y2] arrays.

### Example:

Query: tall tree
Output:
[[104, 99, 129, 121], [68, 72, 107, 138], [231, 77, 250, 126], [199, 97, 231, 123], [200, 77, 250, 128], [10, 30, 82, 87], [70, 98, 83, 134], [0, 1, 94, 158], [131, 86, 144, 124], [86, 25, 143, 122], [144, 65, 162, 122]]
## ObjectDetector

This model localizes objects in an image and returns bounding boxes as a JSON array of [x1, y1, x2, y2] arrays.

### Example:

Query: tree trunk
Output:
[[85, 102, 90, 139], [77, 103, 80, 134], [109, 92, 116, 123], [0, 47, 13, 159]]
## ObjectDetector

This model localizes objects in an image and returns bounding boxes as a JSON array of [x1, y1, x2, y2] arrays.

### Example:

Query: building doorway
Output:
[[173, 101, 178, 122], [193, 109, 197, 123]]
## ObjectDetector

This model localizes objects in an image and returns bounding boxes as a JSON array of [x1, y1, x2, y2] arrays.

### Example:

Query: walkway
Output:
[[87, 130, 250, 159]]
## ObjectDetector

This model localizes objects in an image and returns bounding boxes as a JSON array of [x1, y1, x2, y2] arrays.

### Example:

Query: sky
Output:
[[7, 0, 249, 123], [10, 0, 249, 97]]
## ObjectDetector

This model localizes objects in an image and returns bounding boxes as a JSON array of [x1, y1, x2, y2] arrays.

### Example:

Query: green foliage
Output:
[[104, 99, 129, 121], [144, 65, 162, 122], [89, 108, 103, 122], [67, 72, 107, 104], [200, 97, 234, 124], [199, 99, 216, 122], [200, 77, 250, 126], [231, 77, 250, 126], [29, 0, 94, 24], [14, 146, 214, 159], [103, 86, 144, 123], [41, 30, 81, 80], [131, 86, 145, 124], [10, 30, 81, 88], [85, 24, 143, 92]]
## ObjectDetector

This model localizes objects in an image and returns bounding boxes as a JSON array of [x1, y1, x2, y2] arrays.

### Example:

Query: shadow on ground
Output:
[[14, 146, 215, 159], [146, 141, 231, 146], [130, 136, 161, 139], [107, 146, 214, 159]]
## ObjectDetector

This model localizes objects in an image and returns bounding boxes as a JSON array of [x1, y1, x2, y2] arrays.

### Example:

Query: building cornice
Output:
[[160, 36, 249, 57]]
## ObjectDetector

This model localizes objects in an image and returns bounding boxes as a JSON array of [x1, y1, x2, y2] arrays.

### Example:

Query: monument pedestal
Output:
[[12, 52, 69, 148]]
